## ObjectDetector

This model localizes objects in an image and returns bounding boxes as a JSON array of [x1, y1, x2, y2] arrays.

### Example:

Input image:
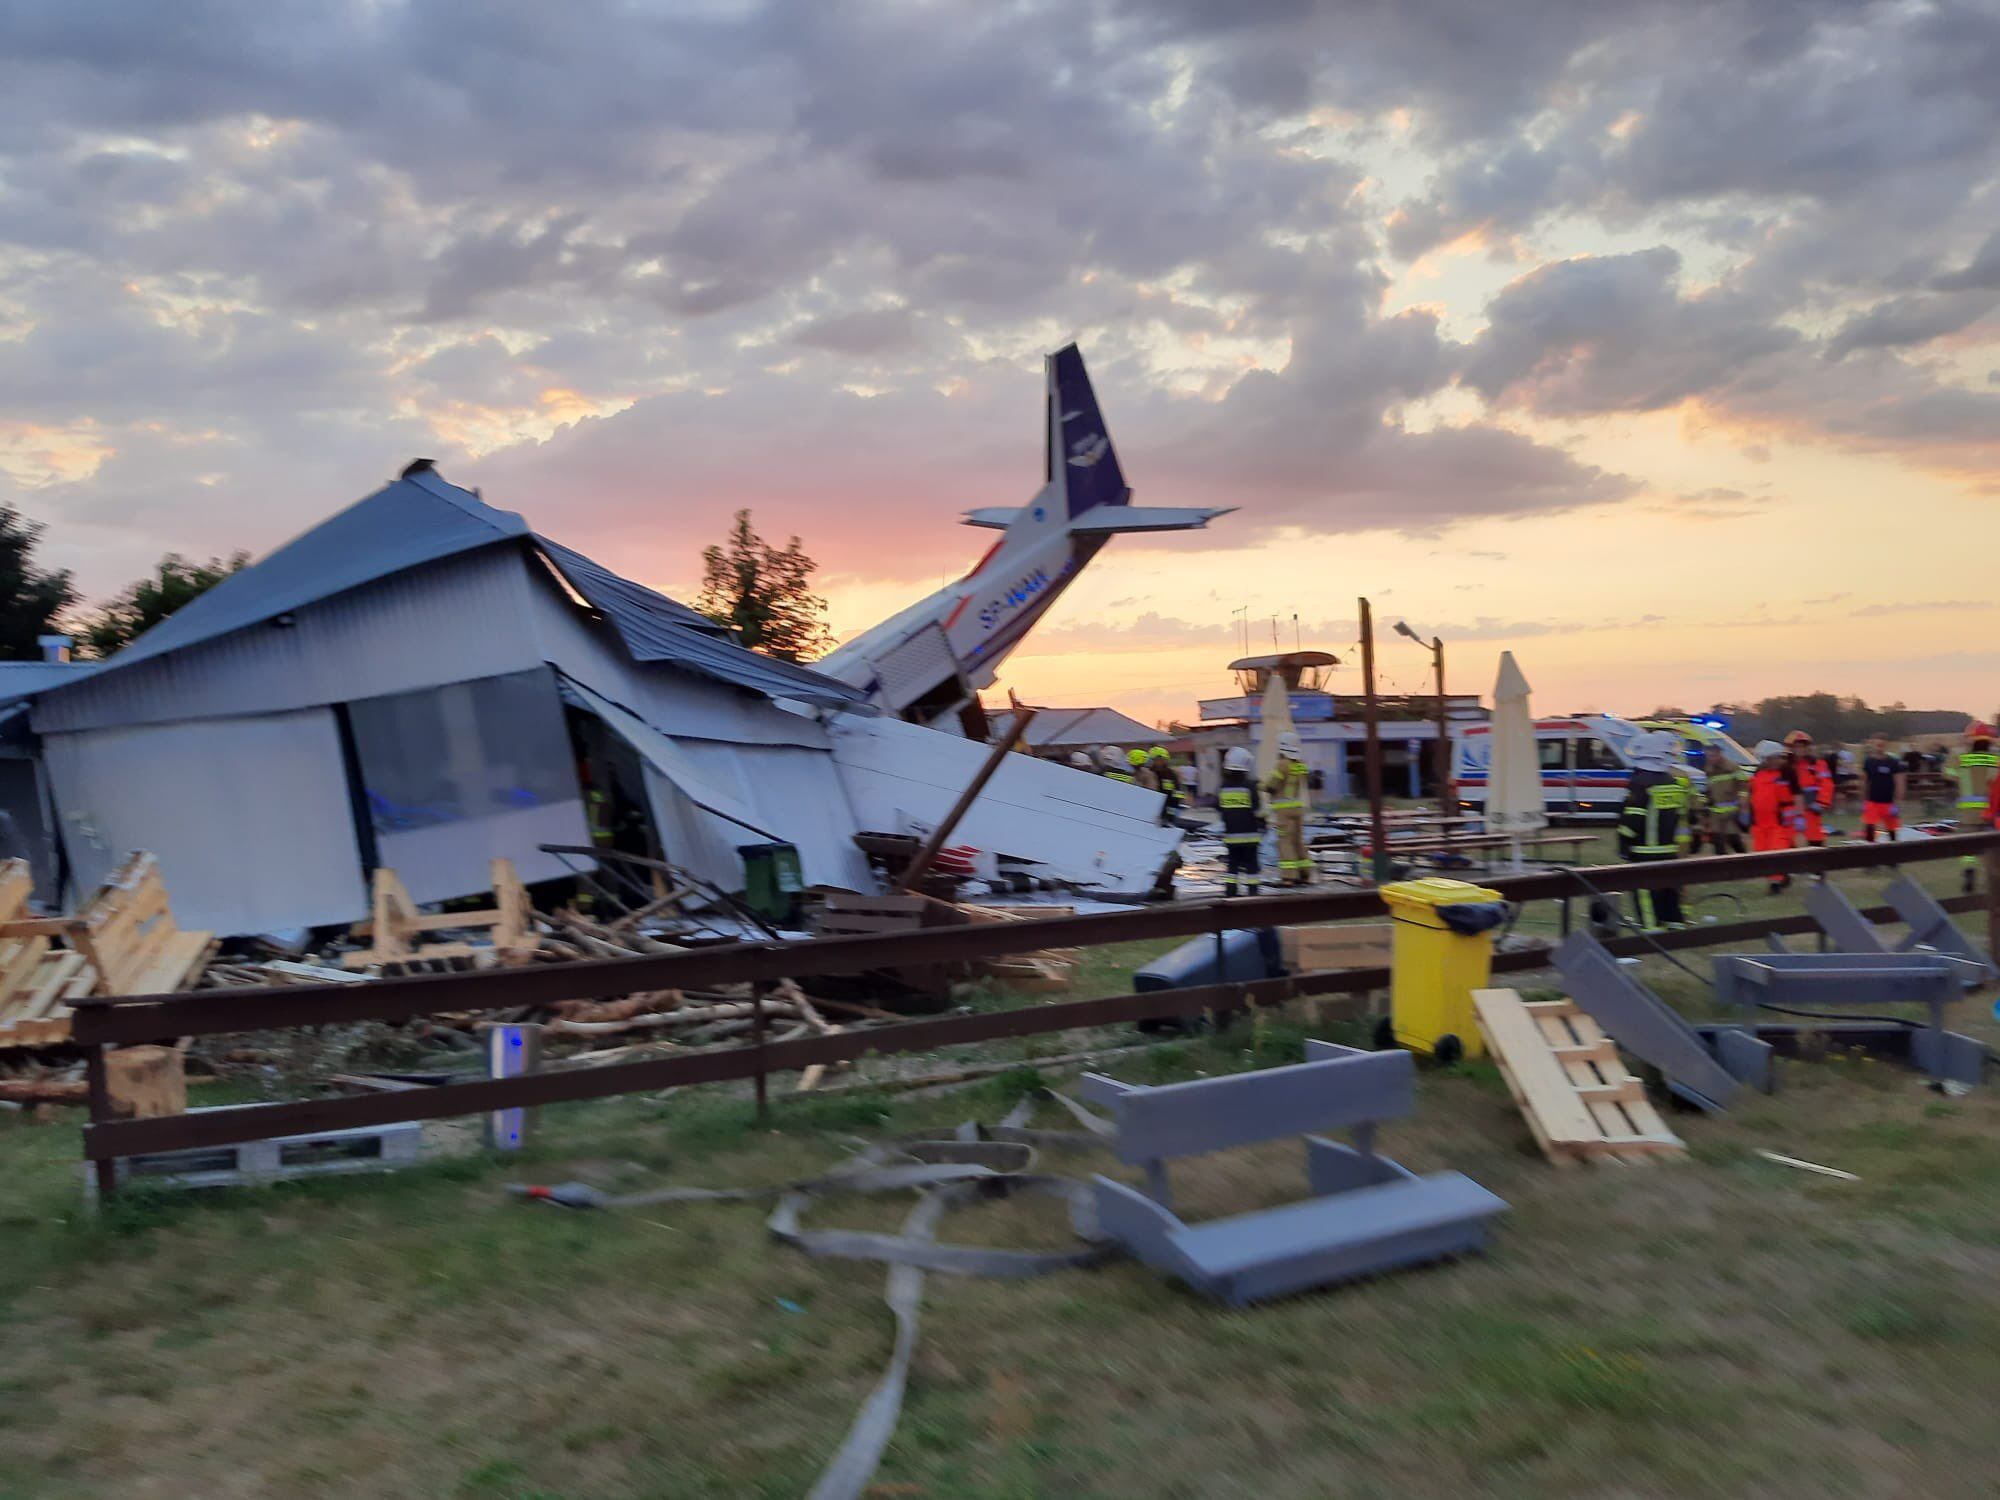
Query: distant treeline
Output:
[[1651, 694, 1984, 747]]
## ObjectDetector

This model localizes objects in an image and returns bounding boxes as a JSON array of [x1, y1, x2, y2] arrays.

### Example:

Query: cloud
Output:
[[1850, 599, 1988, 618]]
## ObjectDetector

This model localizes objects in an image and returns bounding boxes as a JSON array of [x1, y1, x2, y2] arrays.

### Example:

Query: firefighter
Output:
[[1098, 745, 1136, 784], [1126, 747, 1160, 792], [1264, 732, 1312, 886], [1953, 725, 1998, 891], [1217, 746, 1264, 896], [1701, 745, 1745, 855], [1785, 730, 1835, 846], [1618, 731, 1689, 929], [1067, 750, 1094, 771], [1148, 746, 1183, 812], [1747, 739, 1799, 891]]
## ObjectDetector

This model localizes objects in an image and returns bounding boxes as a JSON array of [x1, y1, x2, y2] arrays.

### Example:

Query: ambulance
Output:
[[1454, 713, 1735, 819]]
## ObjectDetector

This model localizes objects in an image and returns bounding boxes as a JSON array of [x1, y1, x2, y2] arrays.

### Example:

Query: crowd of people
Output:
[[1615, 724, 2000, 929]]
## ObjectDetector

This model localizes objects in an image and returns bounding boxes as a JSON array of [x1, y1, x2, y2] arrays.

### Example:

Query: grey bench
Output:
[[1805, 877, 1995, 985], [1084, 1041, 1506, 1307]]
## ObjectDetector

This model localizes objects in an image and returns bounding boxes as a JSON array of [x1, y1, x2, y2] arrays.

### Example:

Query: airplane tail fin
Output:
[[1049, 343, 1130, 519]]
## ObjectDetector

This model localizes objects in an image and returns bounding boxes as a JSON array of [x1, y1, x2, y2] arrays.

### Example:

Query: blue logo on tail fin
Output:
[[1051, 344, 1129, 519]]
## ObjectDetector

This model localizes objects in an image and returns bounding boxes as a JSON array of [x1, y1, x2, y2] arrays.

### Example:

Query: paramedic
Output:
[[1217, 746, 1264, 897], [1785, 731, 1835, 846], [1747, 739, 1799, 892], [1859, 734, 1904, 843]]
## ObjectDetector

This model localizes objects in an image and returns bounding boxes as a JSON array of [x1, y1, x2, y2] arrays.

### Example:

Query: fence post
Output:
[[1986, 839, 1999, 967], [84, 1042, 117, 1202], [752, 981, 769, 1123]]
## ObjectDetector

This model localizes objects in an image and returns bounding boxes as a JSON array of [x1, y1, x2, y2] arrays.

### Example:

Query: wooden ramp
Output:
[[1473, 988, 1685, 1167]]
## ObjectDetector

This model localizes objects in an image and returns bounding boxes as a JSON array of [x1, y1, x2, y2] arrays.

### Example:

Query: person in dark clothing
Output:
[[1860, 734, 1905, 842], [1619, 731, 1689, 928], [1216, 746, 1264, 897]]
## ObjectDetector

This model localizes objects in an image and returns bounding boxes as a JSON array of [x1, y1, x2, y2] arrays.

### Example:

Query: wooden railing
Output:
[[75, 832, 2000, 1194]]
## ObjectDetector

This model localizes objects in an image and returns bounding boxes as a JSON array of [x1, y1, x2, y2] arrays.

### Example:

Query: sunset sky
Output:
[[3, 1, 1997, 725]]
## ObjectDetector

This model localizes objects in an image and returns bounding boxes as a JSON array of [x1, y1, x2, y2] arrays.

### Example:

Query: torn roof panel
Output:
[[537, 537, 867, 710], [79, 468, 530, 675]]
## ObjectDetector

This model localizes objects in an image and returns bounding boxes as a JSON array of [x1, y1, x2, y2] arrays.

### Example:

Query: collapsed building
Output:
[[14, 465, 1180, 936]]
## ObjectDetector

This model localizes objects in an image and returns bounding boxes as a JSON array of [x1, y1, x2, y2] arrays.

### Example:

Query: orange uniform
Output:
[[1748, 765, 1798, 887], [1791, 754, 1835, 845]]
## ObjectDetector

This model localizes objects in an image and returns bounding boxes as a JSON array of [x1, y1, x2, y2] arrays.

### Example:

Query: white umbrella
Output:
[[1486, 650, 1547, 870], [1254, 673, 1307, 809]]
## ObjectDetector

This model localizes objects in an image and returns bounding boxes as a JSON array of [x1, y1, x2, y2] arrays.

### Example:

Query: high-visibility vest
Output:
[[1104, 769, 1136, 785], [1265, 759, 1308, 811], [1957, 751, 1997, 809], [1705, 768, 1741, 814], [1620, 770, 1687, 856], [1218, 784, 1261, 845]]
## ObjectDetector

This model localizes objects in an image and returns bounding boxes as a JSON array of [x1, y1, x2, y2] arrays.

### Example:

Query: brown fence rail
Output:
[[77, 832, 2000, 1192]]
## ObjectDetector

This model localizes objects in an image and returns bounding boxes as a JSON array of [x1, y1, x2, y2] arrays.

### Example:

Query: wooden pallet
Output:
[[1473, 988, 1685, 1167], [343, 858, 540, 970], [68, 853, 215, 998], [0, 859, 95, 1049]]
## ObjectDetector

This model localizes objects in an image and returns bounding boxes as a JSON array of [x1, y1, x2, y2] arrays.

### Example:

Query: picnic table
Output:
[[1311, 829, 1599, 878]]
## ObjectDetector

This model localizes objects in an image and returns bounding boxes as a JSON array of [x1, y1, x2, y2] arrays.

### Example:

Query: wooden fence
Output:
[[75, 832, 2000, 1194]]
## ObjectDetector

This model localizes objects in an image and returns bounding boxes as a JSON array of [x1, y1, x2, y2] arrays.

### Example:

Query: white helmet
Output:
[[1068, 750, 1093, 770], [1223, 746, 1254, 774], [1630, 730, 1680, 773], [1277, 732, 1304, 760], [1753, 739, 1787, 762], [1097, 745, 1124, 771]]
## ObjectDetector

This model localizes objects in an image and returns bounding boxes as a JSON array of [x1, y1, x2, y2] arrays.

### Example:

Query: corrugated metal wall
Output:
[[33, 549, 544, 734], [44, 708, 369, 935]]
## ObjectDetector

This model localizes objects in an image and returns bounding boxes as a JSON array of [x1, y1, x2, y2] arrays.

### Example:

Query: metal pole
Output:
[[1432, 637, 1456, 819], [893, 708, 1037, 893], [1360, 598, 1390, 884]]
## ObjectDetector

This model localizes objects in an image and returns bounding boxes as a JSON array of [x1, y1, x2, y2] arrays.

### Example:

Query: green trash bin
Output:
[[738, 842, 804, 927]]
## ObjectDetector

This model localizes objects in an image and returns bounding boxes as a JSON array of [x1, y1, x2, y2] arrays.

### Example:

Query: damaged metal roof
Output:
[[46, 465, 866, 711], [537, 539, 863, 709]]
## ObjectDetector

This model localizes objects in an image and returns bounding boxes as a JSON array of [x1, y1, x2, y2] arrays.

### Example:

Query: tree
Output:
[[78, 551, 249, 659], [695, 510, 834, 661], [0, 504, 77, 661]]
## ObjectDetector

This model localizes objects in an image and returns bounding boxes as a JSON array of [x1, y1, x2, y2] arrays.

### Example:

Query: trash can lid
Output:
[[1380, 876, 1504, 909]]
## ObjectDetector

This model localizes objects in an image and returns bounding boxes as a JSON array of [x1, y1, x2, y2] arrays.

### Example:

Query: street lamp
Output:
[[1394, 622, 1456, 817]]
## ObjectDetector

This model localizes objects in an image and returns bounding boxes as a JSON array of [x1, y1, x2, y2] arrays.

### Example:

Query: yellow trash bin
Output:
[[1379, 877, 1506, 1062]]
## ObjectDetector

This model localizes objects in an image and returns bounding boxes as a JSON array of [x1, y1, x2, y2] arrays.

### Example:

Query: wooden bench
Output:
[[1084, 1040, 1505, 1306]]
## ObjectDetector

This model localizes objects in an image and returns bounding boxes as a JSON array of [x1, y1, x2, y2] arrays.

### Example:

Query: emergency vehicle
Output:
[[1454, 713, 1728, 819]]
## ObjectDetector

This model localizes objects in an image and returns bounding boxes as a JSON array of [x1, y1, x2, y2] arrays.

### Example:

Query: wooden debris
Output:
[[69, 852, 215, 998], [1279, 922, 1393, 973], [0, 1076, 87, 1105], [1754, 1150, 1859, 1182], [956, 904, 1081, 990], [1474, 988, 1685, 1167], [104, 1044, 187, 1119], [343, 858, 540, 970]]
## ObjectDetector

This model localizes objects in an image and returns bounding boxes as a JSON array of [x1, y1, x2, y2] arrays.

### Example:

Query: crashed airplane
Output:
[[818, 343, 1230, 731], [6, 346, 1215, 936]]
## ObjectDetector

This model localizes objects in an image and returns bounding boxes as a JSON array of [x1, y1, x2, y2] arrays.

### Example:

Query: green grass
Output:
[[4, 870, 1999, 1496]]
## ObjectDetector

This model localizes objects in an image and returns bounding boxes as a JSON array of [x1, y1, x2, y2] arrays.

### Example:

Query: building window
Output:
[[347, 669, 576, 834]]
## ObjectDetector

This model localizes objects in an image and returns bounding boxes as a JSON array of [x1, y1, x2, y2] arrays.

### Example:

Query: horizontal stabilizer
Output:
[[1069, 503, 1234, 534], [962, 507, 1023, 530], [962, 503, 1231, 534]]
